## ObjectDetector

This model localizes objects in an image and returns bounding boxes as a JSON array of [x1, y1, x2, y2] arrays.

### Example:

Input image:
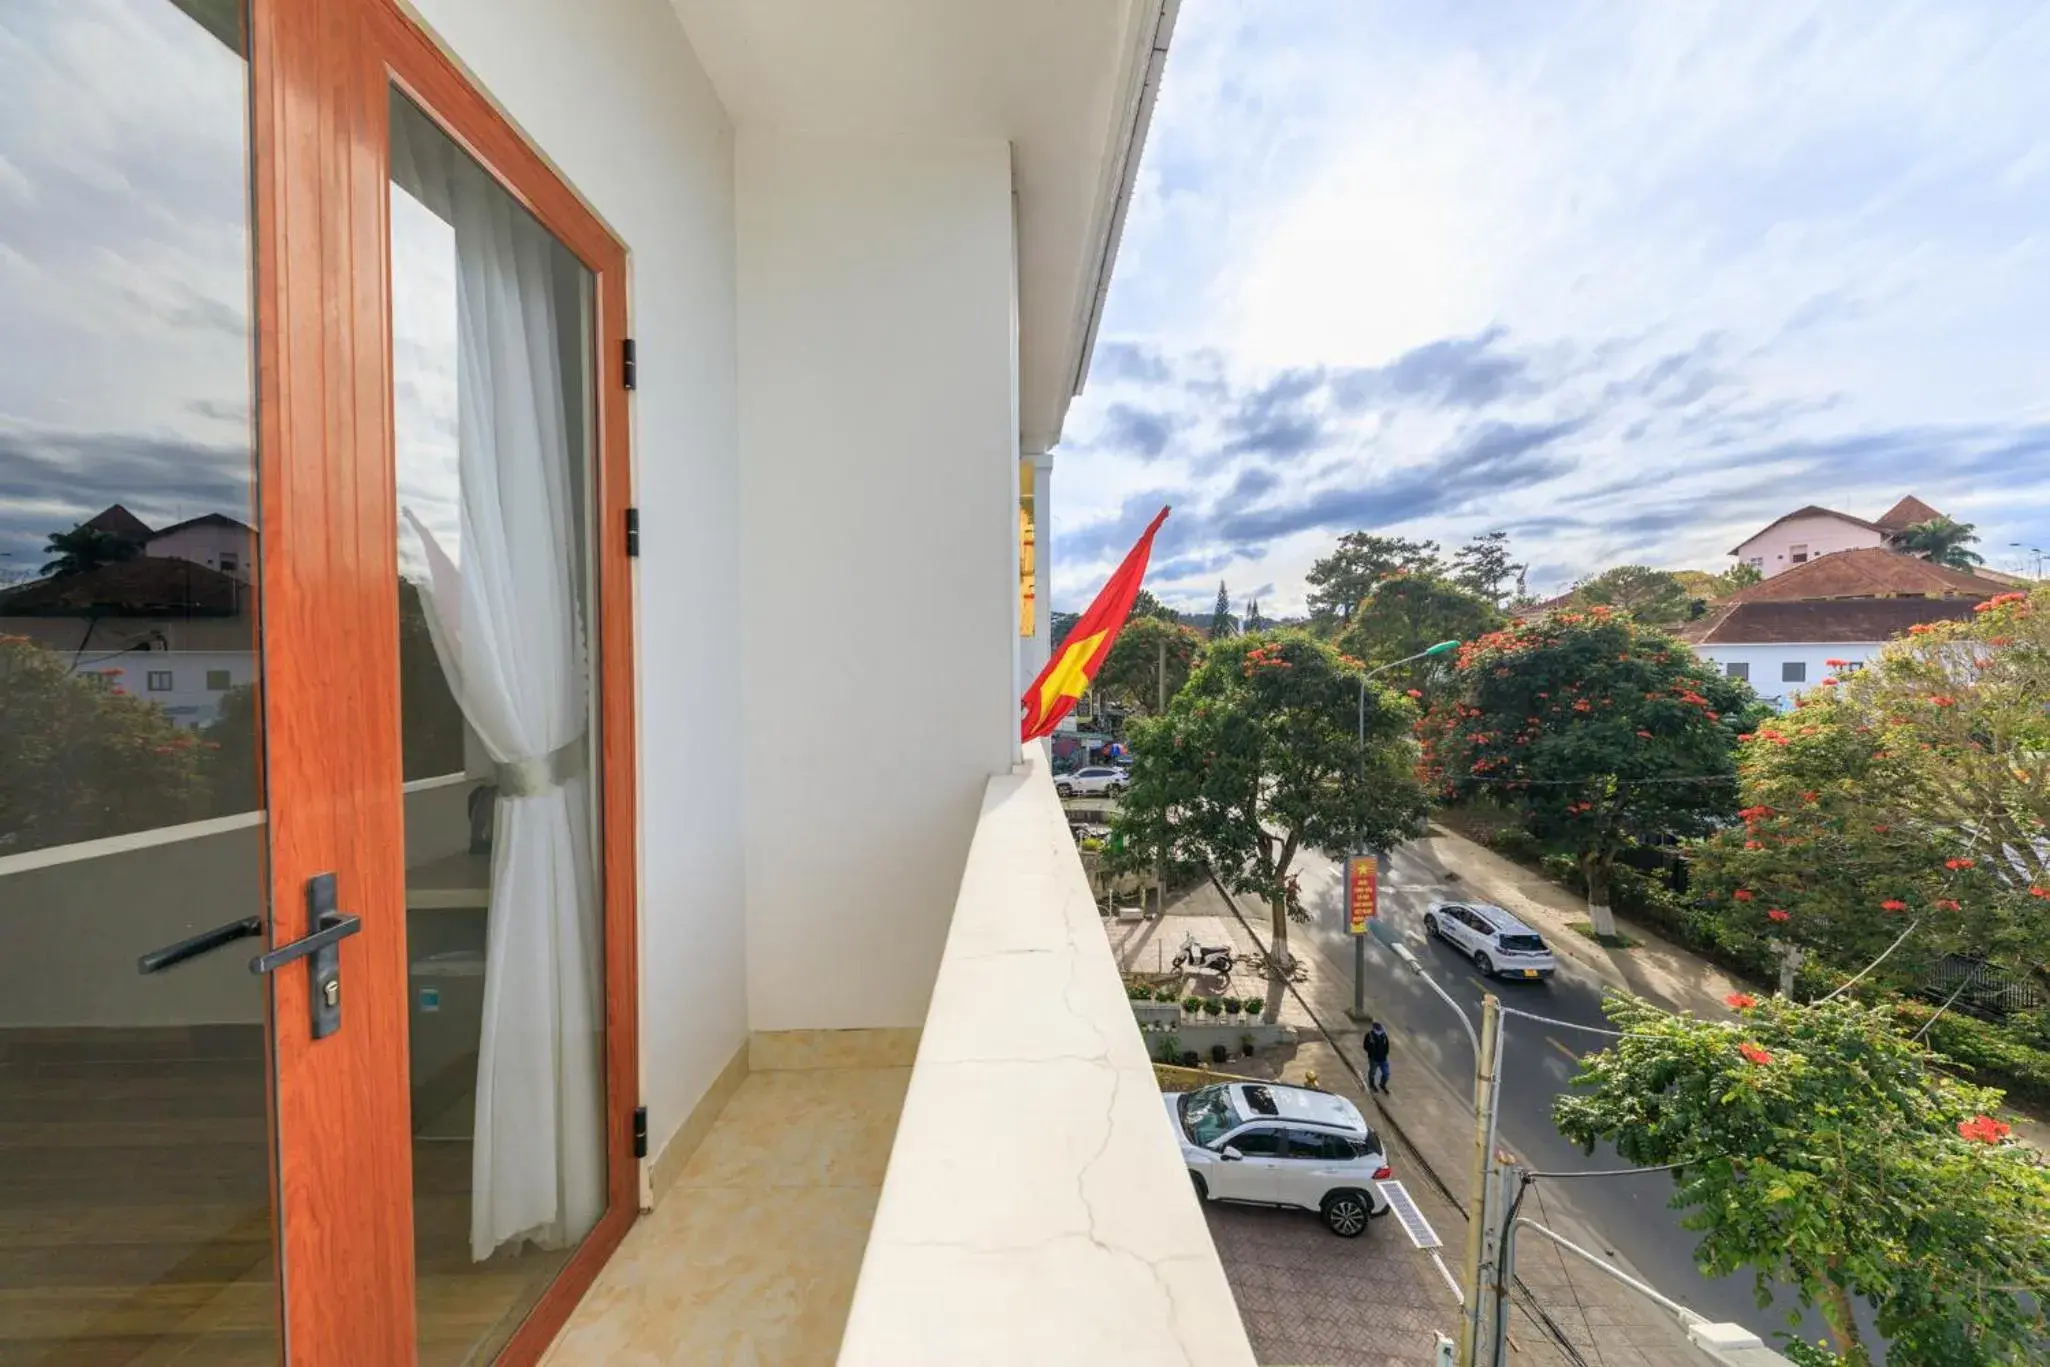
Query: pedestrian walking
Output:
[[1363, 1020, 1391, 1094]]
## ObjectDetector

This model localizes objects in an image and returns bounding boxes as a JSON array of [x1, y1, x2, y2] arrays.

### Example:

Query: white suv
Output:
[[1423, 900, 1557, 981], [1055, 766, 1127, 798], [1166, 1081, 1391, 1237]]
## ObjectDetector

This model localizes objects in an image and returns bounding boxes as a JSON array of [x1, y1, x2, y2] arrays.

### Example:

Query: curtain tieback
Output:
[[495, 739, 586, 799]]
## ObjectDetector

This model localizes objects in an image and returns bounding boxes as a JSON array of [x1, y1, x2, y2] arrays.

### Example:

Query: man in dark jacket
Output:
[[1363, 1021, 1391, 1094]]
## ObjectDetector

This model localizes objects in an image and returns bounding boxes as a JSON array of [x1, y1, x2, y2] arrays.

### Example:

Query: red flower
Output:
[[1929, 694, 1958, 707], [1802, 791, 1819, 803], [1958, 1115, 2012, 1145], [1824, 658, 1849, 668], [1819, 677, 1840, 687], [1636, 729, 1653, 738], [1872, 824, 1890, 834], [1724, 993, 1757, 1009], [1406, 689, 1423, 699], [1766, 908, 1791, 922], [1945, 858, 1975, 870], [1936, 899, 1961, 911], [1738, 1042, 1773, 1065], [1881, 899, 1908, 912], [2031, 887, 2050, 899], [1744, 840, 1763, 850], [1732, 889, 1756, 902]]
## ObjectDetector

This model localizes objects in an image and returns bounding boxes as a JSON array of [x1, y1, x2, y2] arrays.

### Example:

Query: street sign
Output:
[[1346, 854, 1378, 934]]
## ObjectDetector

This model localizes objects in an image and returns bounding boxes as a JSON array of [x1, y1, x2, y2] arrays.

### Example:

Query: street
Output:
[[1283, 840, 1855, 1352]]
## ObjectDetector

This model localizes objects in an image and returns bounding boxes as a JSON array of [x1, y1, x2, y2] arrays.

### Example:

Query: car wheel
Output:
[[1110, 783, 1127, 797], [1475, 952, 1495, 978], [1055, 784, 1073, 798], [1321, 1190, 1372, 1238], [1190, 1171, 1209, 1202], [1423, 914, 1439, 939]]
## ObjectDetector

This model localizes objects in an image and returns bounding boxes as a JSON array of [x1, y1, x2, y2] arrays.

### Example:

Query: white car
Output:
[[1166, 1081, 1392, 1237], [1055, 765, 1127, 798], [1423, 900, 1557, 981]]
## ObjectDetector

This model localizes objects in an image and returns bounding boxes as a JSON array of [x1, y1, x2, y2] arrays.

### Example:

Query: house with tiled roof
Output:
[[1683, 547, 1995, 706], [1727, 493, 1950, 578]]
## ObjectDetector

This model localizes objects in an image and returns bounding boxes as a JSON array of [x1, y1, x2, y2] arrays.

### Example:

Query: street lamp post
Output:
[[1349, 639, 1459, 1021], [2009, 542, 2045, 579]]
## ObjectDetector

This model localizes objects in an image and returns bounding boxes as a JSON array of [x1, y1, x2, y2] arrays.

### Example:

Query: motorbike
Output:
[[1170, 930, 1234, 978]]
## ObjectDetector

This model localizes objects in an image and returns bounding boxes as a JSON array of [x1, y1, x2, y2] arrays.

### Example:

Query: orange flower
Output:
[[1724, 993, 1757, 1009], [1738, 1042, 1773, 1065], [1945, 858, 1975, 870], [1881, 899, 1909, 912], [1732, 889, 1755, 902], [1957, 1115, 2012, 1145], [1766, 908, 1790, 923], [1936, 899, 1961, 911], [1406, 689, 1423, 699]]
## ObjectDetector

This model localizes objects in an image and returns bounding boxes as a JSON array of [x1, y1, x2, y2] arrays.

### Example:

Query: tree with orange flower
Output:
[[1555, 993, 2050, 1365]]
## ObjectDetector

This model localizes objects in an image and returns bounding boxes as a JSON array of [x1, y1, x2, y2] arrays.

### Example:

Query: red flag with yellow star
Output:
[[1021, 506, 1170, 741]]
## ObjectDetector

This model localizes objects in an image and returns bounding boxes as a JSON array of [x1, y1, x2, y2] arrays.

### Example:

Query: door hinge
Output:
[[622, 337, 637, 390], [632, 1105, 648, 1159], [624, 507, 640, 558]]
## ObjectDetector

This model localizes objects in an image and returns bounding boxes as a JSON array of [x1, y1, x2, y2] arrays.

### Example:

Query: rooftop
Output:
[[1721, 546, 1993, 603], [0, 557, 248, 618], [1689, 596, 1984, 645]]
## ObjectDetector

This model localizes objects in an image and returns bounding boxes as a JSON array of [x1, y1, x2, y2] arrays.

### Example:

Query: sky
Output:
[[1051, 0, 2050, 614]]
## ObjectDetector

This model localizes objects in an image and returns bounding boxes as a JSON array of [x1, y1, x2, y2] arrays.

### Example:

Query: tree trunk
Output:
[[1265, 891, 1291, 1021], [1820, 1272, 1870, 1366], [1777, 941, 1804, 998], [1583, 850, 1618, 939]]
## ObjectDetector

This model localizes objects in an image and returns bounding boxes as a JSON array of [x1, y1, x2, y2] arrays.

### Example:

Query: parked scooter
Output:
[[1170, 930, 1234, 978]]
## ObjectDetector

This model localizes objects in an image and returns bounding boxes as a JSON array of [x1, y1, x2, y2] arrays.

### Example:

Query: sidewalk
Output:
[[1128, 881, 1718, 1367]]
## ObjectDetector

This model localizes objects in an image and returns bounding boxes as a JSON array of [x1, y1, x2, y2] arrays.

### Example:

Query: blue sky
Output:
[[1051, 0, 2050, 613]]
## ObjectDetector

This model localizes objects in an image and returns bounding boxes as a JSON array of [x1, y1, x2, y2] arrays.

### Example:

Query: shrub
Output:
[[1154, 986, 1179, 1003], [1202, 999, 1223, 1018], [1889, 1002, 2050, 1108], [1240, 1033, 1257, 1057], [1182, 995, 1201, 1016], [1222, 996, 1242, 1016], [1155, 1034, 1181, 1064]]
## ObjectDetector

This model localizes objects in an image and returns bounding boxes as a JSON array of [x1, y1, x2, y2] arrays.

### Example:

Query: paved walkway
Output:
[[1125, 881, 1721, 1367]]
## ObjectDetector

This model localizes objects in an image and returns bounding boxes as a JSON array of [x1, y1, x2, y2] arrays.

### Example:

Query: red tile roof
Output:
[[1875, 494, 1943, 530], [1723, 547, 1993, 603], [1691, 598, 1982, 645], [0, 557, 248, 617]]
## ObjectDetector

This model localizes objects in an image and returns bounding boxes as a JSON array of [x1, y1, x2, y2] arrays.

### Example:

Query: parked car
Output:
[[1166, 1081, 1391, 1237], [1055, 766, 1127, 799], [1422, 900, 1557, 980]]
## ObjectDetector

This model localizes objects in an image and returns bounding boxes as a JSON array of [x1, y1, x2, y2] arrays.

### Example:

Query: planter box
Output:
[[1147, 1022, 1295, 1053], [1131, 1001, 1183, 1030]]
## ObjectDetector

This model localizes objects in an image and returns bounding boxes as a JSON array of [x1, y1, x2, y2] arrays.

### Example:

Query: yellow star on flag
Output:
[[1039, 631, 1106, 716]]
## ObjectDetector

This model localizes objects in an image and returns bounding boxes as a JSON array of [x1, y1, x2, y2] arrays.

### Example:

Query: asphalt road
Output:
[[1283, 840, 1863, 1353]]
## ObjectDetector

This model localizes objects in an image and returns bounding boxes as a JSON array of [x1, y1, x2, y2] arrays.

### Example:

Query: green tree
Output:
[[38, 524, 142, 579], [1422, 609, 1759, 937], [0, 635, 208, 856], [1690, 588, 2050, 998], [1332, 573, 1500, 700], [1572, 564, 1695, 625], [1554, 994, 2050, 1365], [1243, 597, 1266, 632], [1209, 581, 1238, 639], [1304, 532, 1443, 627], [1451, 530, 1523, 608], [1720, 561, 1764, 592], [1130, 589, 1179, 623], [1050, 610, 1082, 651], [1894, 515, 1985, 570], [1113, 630, 1431, 1007], [1092, 615, 1204, 716]]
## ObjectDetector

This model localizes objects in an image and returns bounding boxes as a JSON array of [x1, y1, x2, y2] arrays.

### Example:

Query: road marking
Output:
[[1547, 1036, 1579, 1062]]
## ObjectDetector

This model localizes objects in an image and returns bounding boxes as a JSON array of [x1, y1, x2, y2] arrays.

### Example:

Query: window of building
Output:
[[147, 670, 174, 692], [1724, 661, 1750, 682], [205, 669, 232, 692], [218, 552, 239, 574], [1746, 556, 1764, 570], [1789, 543, 1809, 564], [1841, 661, 1865, 674], [1782, 661, 1807, 683]]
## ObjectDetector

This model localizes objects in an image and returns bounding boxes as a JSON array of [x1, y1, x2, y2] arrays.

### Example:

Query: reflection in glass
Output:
[[389, 90, 605, 1364], [0, 1, 276, 1363]]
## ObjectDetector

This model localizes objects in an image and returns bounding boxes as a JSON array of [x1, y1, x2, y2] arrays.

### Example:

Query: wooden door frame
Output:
[[254, 0, 641, 1360], [368, 5, 643, 1362]]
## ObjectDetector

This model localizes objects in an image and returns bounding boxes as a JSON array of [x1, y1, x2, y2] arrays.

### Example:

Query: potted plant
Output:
[[1210, 1043, 1230, 1065], [1178, 1050, 1200, 1068], [1240, 1033, 1256, 1058], [1182, 995, 1202, 1020], [1202, 998, 1223, 1021], [1221, 995, 1242, 1023], [1156, 1034, 1180, 1064], [1155, 986, 1180, 1004]]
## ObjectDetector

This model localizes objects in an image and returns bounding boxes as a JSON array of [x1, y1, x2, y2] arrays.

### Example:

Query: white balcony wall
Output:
[[403, 0, 748, 1171], [737, 130, 1022, 1031]]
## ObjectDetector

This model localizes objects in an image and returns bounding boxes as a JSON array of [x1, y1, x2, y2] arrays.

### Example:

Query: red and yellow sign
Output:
[[1346, 855, 1378, 935]]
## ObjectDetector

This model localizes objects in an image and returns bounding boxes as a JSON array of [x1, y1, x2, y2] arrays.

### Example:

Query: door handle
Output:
[[250, 873, 360, 1041], [138, 916, 264, 974]]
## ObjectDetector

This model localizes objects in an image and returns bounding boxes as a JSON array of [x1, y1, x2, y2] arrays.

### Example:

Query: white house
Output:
[[1727, 494, 1942, 577], [1685, 547, 1992, 706], [0, 2, 1255, 1365]]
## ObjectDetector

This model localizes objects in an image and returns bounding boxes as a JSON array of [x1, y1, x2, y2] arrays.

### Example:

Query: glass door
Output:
[[0, 2, 281, 1362]]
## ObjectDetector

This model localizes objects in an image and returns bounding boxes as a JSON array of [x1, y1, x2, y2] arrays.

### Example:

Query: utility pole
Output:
[[1155, 635, 1167, 917], [1460, 993, 1503, 1367]]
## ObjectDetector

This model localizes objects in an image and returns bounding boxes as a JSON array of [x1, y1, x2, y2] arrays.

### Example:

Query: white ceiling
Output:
[[666, 0, 1171, 454]]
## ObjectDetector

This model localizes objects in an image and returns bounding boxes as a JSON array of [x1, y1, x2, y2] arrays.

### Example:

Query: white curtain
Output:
[[392, 102, 605, 1262]]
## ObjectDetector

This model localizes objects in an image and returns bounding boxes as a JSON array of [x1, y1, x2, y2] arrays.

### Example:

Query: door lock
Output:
[[250, 873, 361, 1040]]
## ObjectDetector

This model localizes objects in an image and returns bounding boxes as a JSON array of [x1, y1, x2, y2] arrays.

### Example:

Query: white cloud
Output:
[[1054, 0, 2050, 610]]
